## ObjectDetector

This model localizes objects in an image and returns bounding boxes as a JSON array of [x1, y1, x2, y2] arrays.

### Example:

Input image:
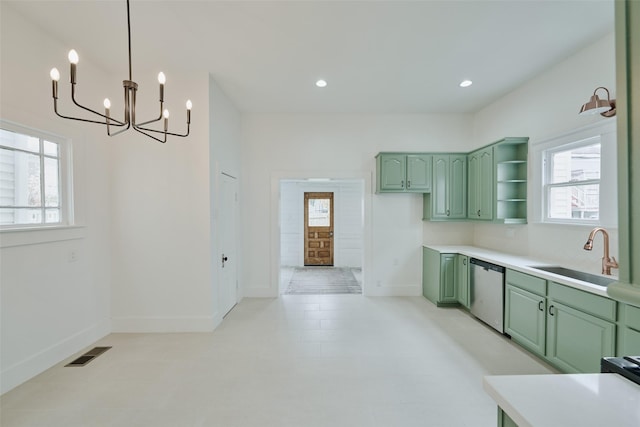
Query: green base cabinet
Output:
[[618, 304, 640, 354], [376, 153, 432, 193], [505, 270, 547, 357], [457, 255, 469, 308], [546, 282, 616, 373], [422, 247, 459, 306], [498, 408, 518, 427]]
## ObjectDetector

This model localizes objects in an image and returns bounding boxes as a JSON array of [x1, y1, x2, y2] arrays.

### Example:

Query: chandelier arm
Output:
[[132, 125, 167, 143], [70, 86, 127, 126], [107, 120, 132, 137], [135, 108, 164, 127], [54, 98, 126, 126], [133, 123, 190, 138]]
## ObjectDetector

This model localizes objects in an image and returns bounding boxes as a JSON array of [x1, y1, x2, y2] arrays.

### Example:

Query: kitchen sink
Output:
[[528, 266, 617, 287]]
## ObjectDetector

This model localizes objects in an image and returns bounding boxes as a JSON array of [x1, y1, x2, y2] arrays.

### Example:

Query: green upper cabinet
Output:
[[376, 153, 432, 193], [493, 138, 529, 224], [424, 154, 467, 220], [467, 147, 494, 220]]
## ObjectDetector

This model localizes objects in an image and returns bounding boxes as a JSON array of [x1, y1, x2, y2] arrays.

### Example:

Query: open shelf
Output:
[[493, 138, 529, 223]]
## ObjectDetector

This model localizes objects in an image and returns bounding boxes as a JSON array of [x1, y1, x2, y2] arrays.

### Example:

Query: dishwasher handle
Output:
[[470, 258, 505, 273]]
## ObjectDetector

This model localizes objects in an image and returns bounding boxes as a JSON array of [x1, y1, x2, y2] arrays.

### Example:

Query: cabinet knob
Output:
[[401, 180, 404, 188], [463, 259, 467, 266], [446, 209, 450, 216], [548, 305, 555, 316], [538, 300, 544, 312], [477, 209, 481, 217], [407, 180, 411, 188]]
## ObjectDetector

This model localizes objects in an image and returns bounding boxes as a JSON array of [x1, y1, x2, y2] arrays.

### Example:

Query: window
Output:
[[544, 136, 601, 222], [0, 121, 70, 228]]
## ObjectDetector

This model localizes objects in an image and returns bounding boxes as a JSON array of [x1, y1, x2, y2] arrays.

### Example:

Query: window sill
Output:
[[0, 225, 86, 248]]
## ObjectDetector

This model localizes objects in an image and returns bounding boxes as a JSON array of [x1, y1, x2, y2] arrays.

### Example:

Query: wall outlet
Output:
[[376, 280, 382, 287], [68, 250, 78, 262]]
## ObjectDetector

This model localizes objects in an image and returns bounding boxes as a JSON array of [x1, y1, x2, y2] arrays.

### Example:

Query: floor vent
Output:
[[65, 346, 111, 367]]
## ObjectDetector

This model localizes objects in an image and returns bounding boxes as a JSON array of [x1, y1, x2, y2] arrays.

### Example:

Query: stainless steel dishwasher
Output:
[[470, 258, 506, 333]]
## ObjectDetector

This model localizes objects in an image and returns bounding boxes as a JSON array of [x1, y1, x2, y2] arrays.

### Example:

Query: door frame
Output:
[[271, 171, 372, 296]]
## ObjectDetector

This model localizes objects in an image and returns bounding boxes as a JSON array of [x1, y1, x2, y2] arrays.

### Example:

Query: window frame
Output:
[[0, 119, 73, 230], [531, 120, 617, 228], [543, 136, 602, 224]]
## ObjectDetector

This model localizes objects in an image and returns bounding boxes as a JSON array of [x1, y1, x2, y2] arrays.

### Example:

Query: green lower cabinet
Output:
[[619, 304, 640, 354], [505, 284, 546, 357], [422, 248, 460, 307], [546, 301, 615, 373], [457, 255, 469, 308]]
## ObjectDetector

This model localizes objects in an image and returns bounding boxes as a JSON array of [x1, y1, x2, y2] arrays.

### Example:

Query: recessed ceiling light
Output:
[[315, 79, 328, 88], [459, 80, 473, 88]]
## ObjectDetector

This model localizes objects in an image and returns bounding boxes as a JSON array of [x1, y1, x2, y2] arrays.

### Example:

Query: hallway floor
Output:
[[0, 295, 555, 427]]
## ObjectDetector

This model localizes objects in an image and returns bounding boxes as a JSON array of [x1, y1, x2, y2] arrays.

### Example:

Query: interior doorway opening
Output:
[[278, 179, 365, 295]]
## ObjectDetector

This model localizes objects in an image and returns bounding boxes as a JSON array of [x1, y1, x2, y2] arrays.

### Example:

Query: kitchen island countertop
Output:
[[483, 373, 640, 427]]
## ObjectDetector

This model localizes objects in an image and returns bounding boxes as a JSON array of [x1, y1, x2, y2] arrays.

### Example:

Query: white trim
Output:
[[530, 120, 617, 227], [0, 320, 109, 394], [0, 225, 85, 248]]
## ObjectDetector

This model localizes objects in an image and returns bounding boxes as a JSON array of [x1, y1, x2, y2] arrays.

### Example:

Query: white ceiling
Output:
[[6, 0, 614, 114]]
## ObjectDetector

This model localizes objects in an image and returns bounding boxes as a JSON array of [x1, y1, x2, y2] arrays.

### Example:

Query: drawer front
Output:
[[624, 304, 640, 331], [621, 327, 640, 354], [506, 269, 546, 296], [549, 282, 617, 322]]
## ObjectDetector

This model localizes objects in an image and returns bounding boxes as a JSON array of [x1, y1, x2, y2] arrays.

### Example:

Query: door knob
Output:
[[222, 254, 228, 267]]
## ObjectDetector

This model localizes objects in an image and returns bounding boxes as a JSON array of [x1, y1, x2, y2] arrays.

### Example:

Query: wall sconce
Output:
[[579, 86, 616, 117]]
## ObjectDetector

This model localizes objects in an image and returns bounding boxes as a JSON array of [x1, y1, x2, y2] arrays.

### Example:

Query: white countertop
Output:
[[483, 373, 640, 427], [423, 245, 615, 297]]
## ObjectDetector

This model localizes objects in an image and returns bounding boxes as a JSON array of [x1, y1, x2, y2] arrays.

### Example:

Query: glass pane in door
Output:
[[308, 198, 330, 226]]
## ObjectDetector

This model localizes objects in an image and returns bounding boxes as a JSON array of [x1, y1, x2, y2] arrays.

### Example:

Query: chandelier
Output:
[[49, 0, 191, 143]]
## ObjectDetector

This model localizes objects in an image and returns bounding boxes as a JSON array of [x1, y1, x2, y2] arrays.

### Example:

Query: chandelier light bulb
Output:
[[103, 98, 111, 109], [68, 49, 79, 64], [50, 68, 60, 81], [186, 100, 193, 110], [158, 72, 166, 85], [163, 109, 170, 119]]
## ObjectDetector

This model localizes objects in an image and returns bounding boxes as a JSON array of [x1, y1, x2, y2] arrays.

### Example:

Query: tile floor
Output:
[[0, 295, 555, 427]]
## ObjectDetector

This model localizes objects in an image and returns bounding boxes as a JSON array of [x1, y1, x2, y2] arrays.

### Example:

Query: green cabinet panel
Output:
[[468, 147, 493, 220], [406, 154, 432, 191], [546, 301, 615, 373], [498, 408, 519, 427], [422, 248, 460, 307], [376, 153, 431, 193], [457, 255, 469, 308], [424, 154, 467, 220], [506, 269, 546, 296], [440, 254, 457, 303], [505, 284, 546, 357]]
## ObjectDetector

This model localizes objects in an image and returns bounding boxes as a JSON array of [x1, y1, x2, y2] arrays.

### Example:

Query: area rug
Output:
[[285, 267, 362, 295]]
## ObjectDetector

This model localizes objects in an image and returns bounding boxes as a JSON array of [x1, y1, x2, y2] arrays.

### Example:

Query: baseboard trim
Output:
[[110, 315, 217, 333], [1, 321, 109, 395]]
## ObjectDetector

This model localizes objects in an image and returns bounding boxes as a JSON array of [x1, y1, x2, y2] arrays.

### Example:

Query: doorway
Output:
[[278, 179, 365, 295], [304, 192, 334, 266]]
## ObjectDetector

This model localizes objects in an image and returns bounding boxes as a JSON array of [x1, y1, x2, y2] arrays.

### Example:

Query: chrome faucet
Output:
[[583, 227, 619, 275]]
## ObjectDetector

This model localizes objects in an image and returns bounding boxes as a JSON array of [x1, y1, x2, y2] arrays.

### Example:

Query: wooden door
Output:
[[304, 192, 334, 266]]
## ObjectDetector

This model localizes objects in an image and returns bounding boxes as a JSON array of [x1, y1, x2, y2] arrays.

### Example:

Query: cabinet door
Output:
[[432, 155, 450, 218], [406, 154, 432, 192], [379, 154, 406, 191], [505, 284, 546, 356], [448, 155, 467, 219], [457, 255, 469, 308], [478, 148, 494, 220], [546, 301, 615, 373], [440, 254, 457, 303], [467, 152, 479, 218]]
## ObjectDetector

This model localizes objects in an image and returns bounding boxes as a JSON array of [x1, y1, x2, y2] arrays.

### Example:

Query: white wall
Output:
[[471, 33, 618, 274], [0, 5, 112, 393], [280, 180, 364, 268], [240, 114, 474, 297]]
